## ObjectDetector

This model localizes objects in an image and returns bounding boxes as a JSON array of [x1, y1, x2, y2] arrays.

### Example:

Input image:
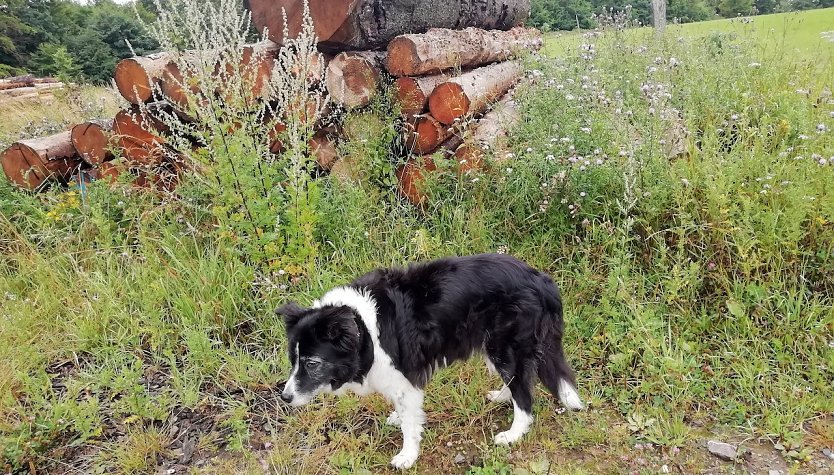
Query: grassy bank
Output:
[[1, 9, 833, 475]]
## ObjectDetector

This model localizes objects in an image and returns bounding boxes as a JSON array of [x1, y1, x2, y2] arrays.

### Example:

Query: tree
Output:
[[718, 0, 754, 15]]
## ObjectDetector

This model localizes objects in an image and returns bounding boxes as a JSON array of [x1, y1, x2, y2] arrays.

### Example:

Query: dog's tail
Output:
[[538, 335, 583, 410]]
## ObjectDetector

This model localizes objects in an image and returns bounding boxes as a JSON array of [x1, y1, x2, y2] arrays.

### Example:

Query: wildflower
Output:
[[546, 155, 555, 161], [669, 57, 680, 67], [526, 147, 533, 153], [799, 134, 809, 140], [595, 159, 604, 165], [748, 62, 761, 68], [681, 178, 690, 186], [817, 123, 827, 133], [731, 114, 739, 121], [565, 94, 576, 101], [278, 269, 286, 275], [471, 177, 479, 183], [820, 158, 828, 166], [648, 107, 656, 115], [505, 167, 513, 174], [580, 192, 587, 197]]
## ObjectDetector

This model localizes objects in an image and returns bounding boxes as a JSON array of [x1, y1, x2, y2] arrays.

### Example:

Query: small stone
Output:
[[168, 425, 179, 438], [768, 470, 781, 475], [179, 438, 196, 464], [661, 465, 670, 473], [446, 441, 453, 447], [707, 440, 737, 461], [823, 448, 834, 460], [454, 453, 466, 464], [166, 469, 176, 475], [264, 442, 273, 450]]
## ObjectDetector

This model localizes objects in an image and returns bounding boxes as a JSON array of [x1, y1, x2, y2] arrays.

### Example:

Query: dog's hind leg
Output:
[[538, 335, 583, 410], [487, 349, 536, 445], [485, 356, 512, 403]]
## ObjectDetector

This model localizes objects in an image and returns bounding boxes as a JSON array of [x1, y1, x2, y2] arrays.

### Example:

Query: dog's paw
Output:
[[487, 389, 511, 403], [386, 411, 401, 427], [494, 430, 522, 446], [390, 450, 418, 469]]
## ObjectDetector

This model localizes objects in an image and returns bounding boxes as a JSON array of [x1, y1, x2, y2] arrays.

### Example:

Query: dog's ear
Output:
[[322, 307, 360, 352], [275, 302, 307, 329]]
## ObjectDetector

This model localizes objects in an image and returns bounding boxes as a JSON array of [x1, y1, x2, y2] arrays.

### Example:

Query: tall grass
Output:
[[1, 4, 833, 473]]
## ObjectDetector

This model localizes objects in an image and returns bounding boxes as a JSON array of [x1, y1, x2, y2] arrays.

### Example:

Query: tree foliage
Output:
[[0, 0, 158, 82], [529, 0, 827, 31]]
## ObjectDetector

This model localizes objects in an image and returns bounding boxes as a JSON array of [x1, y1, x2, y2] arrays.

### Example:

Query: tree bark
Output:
[[394, 73, 448, 117], [114, 52, 173, 105], [1, 131, 82, 190], [386, 27, 541, 77], [652, 0, 667, 32], [71, 120, 115, 166], [428, 61, 522, 125], [325, 51, 385, 109], [454, 92, 520, 174], [245, 0, 530, 52]]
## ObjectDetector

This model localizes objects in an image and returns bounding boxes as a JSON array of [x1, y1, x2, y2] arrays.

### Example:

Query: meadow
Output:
[[1, 7, 833, 475]]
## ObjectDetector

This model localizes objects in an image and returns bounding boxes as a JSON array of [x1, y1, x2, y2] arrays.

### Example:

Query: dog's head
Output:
[[276, 302, 363, 406]]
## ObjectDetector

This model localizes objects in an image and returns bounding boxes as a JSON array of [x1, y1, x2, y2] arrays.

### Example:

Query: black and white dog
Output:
[[276, 253, 582, 469]]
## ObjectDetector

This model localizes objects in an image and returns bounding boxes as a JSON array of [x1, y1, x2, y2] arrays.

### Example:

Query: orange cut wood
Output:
[[396, 156, 437, 205], [454, 92, 520, 174], [1, 131, 81, 190], [114, 53, 172, 105], [394, 74, 449, 117], [71, 120, 114, 166], [325, 51, 385, 109], [428, 61, 521, 125]]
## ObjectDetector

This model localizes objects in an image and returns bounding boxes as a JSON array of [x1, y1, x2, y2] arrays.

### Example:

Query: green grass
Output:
[[544, 7, 834, 63], [2, 9, 834, 475]]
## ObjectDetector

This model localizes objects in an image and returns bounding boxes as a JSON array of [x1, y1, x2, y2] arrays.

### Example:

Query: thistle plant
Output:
[[136, 0, 328, 273]]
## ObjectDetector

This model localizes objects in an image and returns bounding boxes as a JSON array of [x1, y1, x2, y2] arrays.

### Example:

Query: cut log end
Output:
[[396, 157, 436, 205], [71, 121, 113, 166], [428, 82, 469, 125], [1, 145, 46, 190], [394, 77, 425, 117], [406, 115, 453, 154], [386, 37, 419, 77], [325, 52, 383, 109], [115, 59, 154, 104], [1, 131, 81, 190]]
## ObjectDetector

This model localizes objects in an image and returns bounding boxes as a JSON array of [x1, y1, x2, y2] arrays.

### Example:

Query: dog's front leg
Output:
[[389, 387, 425, 469]]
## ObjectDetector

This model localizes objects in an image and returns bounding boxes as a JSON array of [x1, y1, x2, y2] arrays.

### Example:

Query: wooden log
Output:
[[0, 82, 33, 91], [309, 127, 340, 170], [34, 82, 64, 91], [454, 93, 520, 174], [394, 74, 449, 117], [0, 74, 35, 86], [1, 131, 82, 190], [244, 0, 530, 52], [71, 120, 115, 166], [159, 60, 205, 111], [387, 27, 541, 77], [428, 61, 521, 125], [114, 53, 173, 105], [325, 51, 384, 109], [396, 155, 436, 206], [405, 114, 457, 154], [113, 106, 169, 167], [1, 86, 37, 97]]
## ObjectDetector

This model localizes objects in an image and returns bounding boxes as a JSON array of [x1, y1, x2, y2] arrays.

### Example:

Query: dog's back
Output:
[[350, 253, 578, 404]]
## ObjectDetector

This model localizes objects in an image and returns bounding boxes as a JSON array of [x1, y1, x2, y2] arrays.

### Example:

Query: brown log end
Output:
[[396, 156, 437, 206], [454, 144, 486, 175], [385, 37, 419, 77], [310, 129, 340, 170], [71, 122, 113, 166], [326, 52, 382, 109], [1, 144, 47, 190], [428, 82, 469, 125], [114, 58, 154, 105], [406, 115, 452, 154], [394, 77, 426, 117]]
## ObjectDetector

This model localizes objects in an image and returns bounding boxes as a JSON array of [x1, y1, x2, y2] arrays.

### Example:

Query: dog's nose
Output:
[[280, 391, 293, 403]]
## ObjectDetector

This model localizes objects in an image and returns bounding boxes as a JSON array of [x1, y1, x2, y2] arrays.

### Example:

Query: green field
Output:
[[2, 7, 834, 475], [545, 7, 834, 63]]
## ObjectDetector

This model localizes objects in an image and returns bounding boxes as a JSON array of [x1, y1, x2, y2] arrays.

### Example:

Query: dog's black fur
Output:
[[279, 253, 577, 418]]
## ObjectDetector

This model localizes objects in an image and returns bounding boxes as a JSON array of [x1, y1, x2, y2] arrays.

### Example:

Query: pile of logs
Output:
[[2, 0, 538, 204], [0, 75, 64, 104]]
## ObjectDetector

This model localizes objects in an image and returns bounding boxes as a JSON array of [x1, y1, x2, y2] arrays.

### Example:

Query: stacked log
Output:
[[0, 76, 64, 103], [0, 132, 82, 191], [3, 1, 539, 202]]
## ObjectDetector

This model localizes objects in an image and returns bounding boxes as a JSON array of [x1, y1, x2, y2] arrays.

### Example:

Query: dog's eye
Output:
[[305, 360, 321, 370]]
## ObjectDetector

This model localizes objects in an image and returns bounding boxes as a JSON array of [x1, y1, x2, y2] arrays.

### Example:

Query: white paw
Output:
[[494, 430, 521, 446], [386, 411, 401, 426], [390, 450, 418, 469], [487, 389, 511, 403]]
